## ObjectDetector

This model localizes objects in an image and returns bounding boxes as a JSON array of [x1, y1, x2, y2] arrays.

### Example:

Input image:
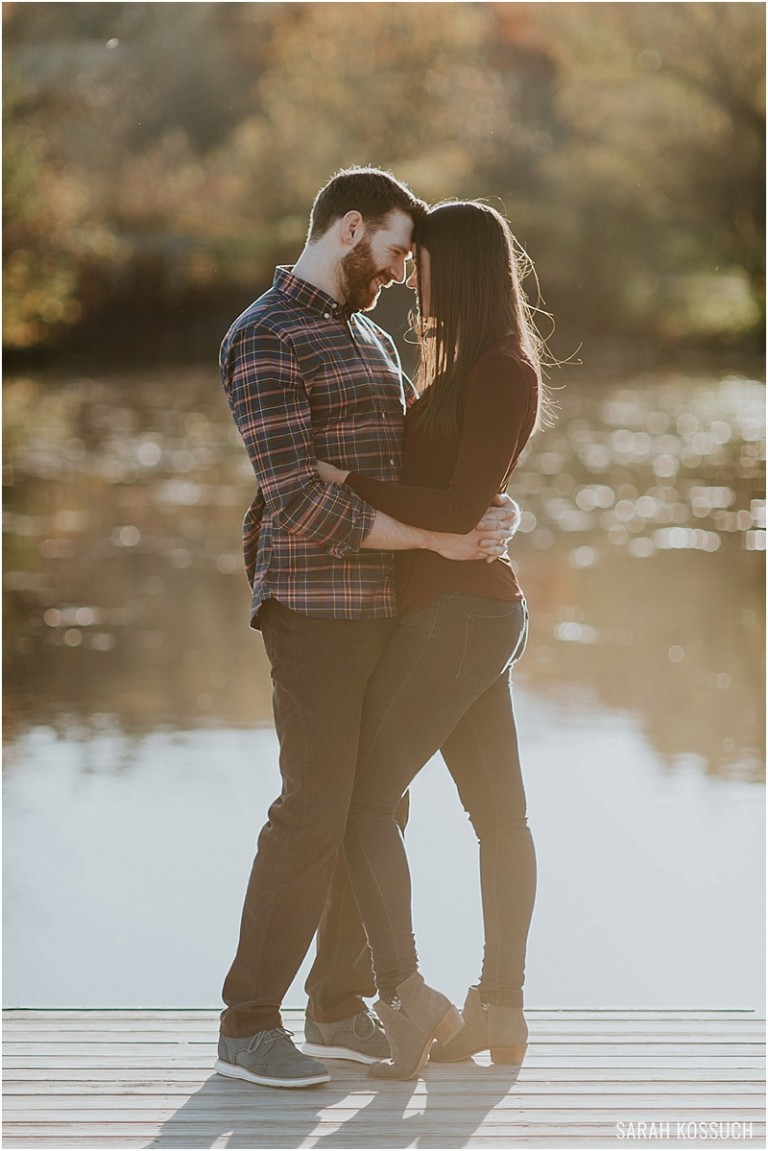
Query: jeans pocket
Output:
[[456, 603, 525, 687]]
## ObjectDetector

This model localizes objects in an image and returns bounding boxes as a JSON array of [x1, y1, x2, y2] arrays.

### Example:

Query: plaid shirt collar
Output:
[[273, 266, 354, 323]]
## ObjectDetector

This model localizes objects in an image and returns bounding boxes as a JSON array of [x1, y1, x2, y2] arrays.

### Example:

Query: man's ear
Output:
[[339, 210, 364, 248]]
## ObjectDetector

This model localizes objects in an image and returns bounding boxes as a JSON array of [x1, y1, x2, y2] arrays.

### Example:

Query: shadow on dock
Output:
[[145, 1061, 523, 1149]]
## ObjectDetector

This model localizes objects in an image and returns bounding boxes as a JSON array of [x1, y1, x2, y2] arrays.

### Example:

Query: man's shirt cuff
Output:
[[327, 500, 376, 558]]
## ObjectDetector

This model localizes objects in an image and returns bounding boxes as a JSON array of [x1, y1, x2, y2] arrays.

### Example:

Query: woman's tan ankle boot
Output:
[[369, 972, 464, 1080], [430, 985, 528, 1065], [488, 1000, 528, 1064]]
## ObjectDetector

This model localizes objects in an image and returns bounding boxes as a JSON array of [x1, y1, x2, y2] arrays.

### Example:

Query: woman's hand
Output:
[[316, 459, 350, 484]]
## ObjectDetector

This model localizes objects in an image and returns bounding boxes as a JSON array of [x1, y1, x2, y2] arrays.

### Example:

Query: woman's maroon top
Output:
[[346, 342, 538, 616]]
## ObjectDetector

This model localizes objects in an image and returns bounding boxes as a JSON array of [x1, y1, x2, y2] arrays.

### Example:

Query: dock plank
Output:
[[3, 1008, 764, 1149]]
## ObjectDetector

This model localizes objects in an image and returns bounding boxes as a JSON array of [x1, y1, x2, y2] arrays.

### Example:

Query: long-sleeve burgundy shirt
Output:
[[346, 343, 538, 615]]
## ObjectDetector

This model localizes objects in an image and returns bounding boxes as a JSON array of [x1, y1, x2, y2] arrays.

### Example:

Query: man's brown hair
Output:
[[308, 166, 427, 241]]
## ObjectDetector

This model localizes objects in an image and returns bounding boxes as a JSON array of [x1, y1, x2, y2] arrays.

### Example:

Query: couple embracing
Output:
[[216, 167, 548, 1088]]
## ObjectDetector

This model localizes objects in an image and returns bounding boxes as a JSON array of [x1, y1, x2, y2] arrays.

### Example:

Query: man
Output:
[[216, 167, 517, 1089]]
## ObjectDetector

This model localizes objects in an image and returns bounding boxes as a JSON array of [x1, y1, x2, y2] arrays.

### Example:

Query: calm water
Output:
[[3, 363, 765, 1010]]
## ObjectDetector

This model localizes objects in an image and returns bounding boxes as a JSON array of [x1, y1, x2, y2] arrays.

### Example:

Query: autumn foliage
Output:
[[3, 2, 764, 351]]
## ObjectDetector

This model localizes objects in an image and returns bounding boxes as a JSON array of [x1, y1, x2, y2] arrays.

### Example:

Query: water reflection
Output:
[[3, 367, 765, 779]]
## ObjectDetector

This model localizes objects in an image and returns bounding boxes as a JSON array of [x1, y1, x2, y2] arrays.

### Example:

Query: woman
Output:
[[317, 201, 551, 1080]]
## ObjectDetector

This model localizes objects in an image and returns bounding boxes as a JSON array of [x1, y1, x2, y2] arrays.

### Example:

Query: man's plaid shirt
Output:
[[220, 267, 408, 625]]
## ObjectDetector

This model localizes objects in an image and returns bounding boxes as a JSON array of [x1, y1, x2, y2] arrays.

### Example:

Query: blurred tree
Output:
[[527, 2, 765, 339], [2, 1, 764, 352], [2, 62, 126, 348], [3, 2, 267, 346]]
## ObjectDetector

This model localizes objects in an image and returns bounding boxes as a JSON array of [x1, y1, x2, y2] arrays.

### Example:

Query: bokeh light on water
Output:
[[3, 365, 764, 1011], [3, 366, 765, 779]]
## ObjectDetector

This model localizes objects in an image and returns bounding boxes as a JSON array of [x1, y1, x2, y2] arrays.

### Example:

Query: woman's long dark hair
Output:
[[411, 200, 553, 438]]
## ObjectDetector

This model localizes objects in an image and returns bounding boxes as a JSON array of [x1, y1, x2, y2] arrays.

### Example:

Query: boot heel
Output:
[[491, 1042, 527, 1065], [435, 1005, 464, 1045]]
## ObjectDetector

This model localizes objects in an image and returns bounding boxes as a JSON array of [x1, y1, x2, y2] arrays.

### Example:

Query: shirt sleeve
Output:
[[346, 353, 535, 534], [221, 323, 375, 557]]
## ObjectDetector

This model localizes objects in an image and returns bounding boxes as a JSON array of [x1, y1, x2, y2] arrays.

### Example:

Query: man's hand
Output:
[[429, 522, 510, 563], [348, 476, 522, 564], [477, 492, 521, 536], [474, 492, 521, 562]]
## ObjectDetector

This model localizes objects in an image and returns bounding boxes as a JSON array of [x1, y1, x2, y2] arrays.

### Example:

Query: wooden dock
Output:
[[3, 1008, 765, 1148]]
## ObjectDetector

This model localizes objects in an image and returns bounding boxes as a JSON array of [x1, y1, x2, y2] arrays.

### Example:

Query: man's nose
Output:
[[389, 255, 407, 285]]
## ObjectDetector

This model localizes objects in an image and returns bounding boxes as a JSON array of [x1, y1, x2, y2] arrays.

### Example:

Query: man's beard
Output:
[[339, 235, 386, 312]]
